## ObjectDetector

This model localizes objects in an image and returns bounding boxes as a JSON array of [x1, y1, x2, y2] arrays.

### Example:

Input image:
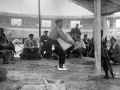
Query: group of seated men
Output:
[[40, 24, 91, 59], [1, 23, 118, 65], [66, 24, 90, 58], [19, 23, 90, 60], [0, 24, 119, 66]]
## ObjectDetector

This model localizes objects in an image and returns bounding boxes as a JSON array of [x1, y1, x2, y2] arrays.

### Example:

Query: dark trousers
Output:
[[21, 48, 40, 59], [41, 42, 47, 57], [47, 38, 66, 68], [72, 48, 86, 58], [0, 44, 14, 62], [108, 50, 120, 63], [66, 46, 74, 58], [84, 45, 89, 57]]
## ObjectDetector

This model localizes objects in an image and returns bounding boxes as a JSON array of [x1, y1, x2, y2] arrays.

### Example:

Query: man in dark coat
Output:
[[108, 37, 120, 64], [70, 24, 81, 41], [83, 34, 89, 57], [40, 31, 48, 58]]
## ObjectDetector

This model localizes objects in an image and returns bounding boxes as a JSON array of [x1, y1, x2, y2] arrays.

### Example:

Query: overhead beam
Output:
[[109, 0, 120, 5], [102, 8, 120, 16], [94, 0, 101, 76]]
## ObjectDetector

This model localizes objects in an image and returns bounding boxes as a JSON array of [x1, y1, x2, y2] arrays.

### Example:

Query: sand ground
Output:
[[0, 57, 120, 90], [0, 44, 120, 90]]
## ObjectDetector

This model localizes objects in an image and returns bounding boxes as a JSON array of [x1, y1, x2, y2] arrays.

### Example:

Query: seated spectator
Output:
[[108, 37, 120, 65], [0, 28, 13, 64], [72, 37, 86, 58], [40, 30, 48, 58], [20, 34, 41, 59], [83, 34, 90, 57], [88, 38, 94, 58]]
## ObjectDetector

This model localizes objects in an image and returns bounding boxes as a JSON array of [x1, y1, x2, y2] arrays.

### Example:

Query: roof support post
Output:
[[38, 0, 41, 37], [102, 16, 108, 38], [94, 0, 101, 76]]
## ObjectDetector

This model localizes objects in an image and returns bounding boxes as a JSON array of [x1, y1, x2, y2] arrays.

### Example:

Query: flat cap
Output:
[[84, 34, 88, 36], [29, 34, 34, 36], [111, 37, 116, 41], [44, 30, 48, 33], [55, 19, 63, 24]]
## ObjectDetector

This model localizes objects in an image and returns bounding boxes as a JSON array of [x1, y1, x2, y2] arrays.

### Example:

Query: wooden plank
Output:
[[94, 0, 101, 76]]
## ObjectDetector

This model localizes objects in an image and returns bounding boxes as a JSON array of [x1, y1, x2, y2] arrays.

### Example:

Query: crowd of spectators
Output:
[[0, 19, 120, 71]]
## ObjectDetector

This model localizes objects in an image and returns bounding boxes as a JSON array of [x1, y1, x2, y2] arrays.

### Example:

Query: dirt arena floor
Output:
[[0, 56, 120, 90], [0, 44, 120, 90]]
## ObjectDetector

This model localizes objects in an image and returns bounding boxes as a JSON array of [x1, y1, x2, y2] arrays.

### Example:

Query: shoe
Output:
[[3, 62, 9, 64], [111, 61, 119, 65], [35, 58, 39, 60], [114, 63, 120, 65], [58, 67, 68, 70], [116, 63, 120, 65], [80, 57, 83, 59], [110, 60, 113, 64]]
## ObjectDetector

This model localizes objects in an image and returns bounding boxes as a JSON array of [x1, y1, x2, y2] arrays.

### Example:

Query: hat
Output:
[[29, 34, 34, 36], [76, 23, 79, 25], [0, 28, 4, 32], [111, 37, 116, 41], [84, 34, 88, 36], [55, 19, 63, 24], [44, 30, 48, 33]]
